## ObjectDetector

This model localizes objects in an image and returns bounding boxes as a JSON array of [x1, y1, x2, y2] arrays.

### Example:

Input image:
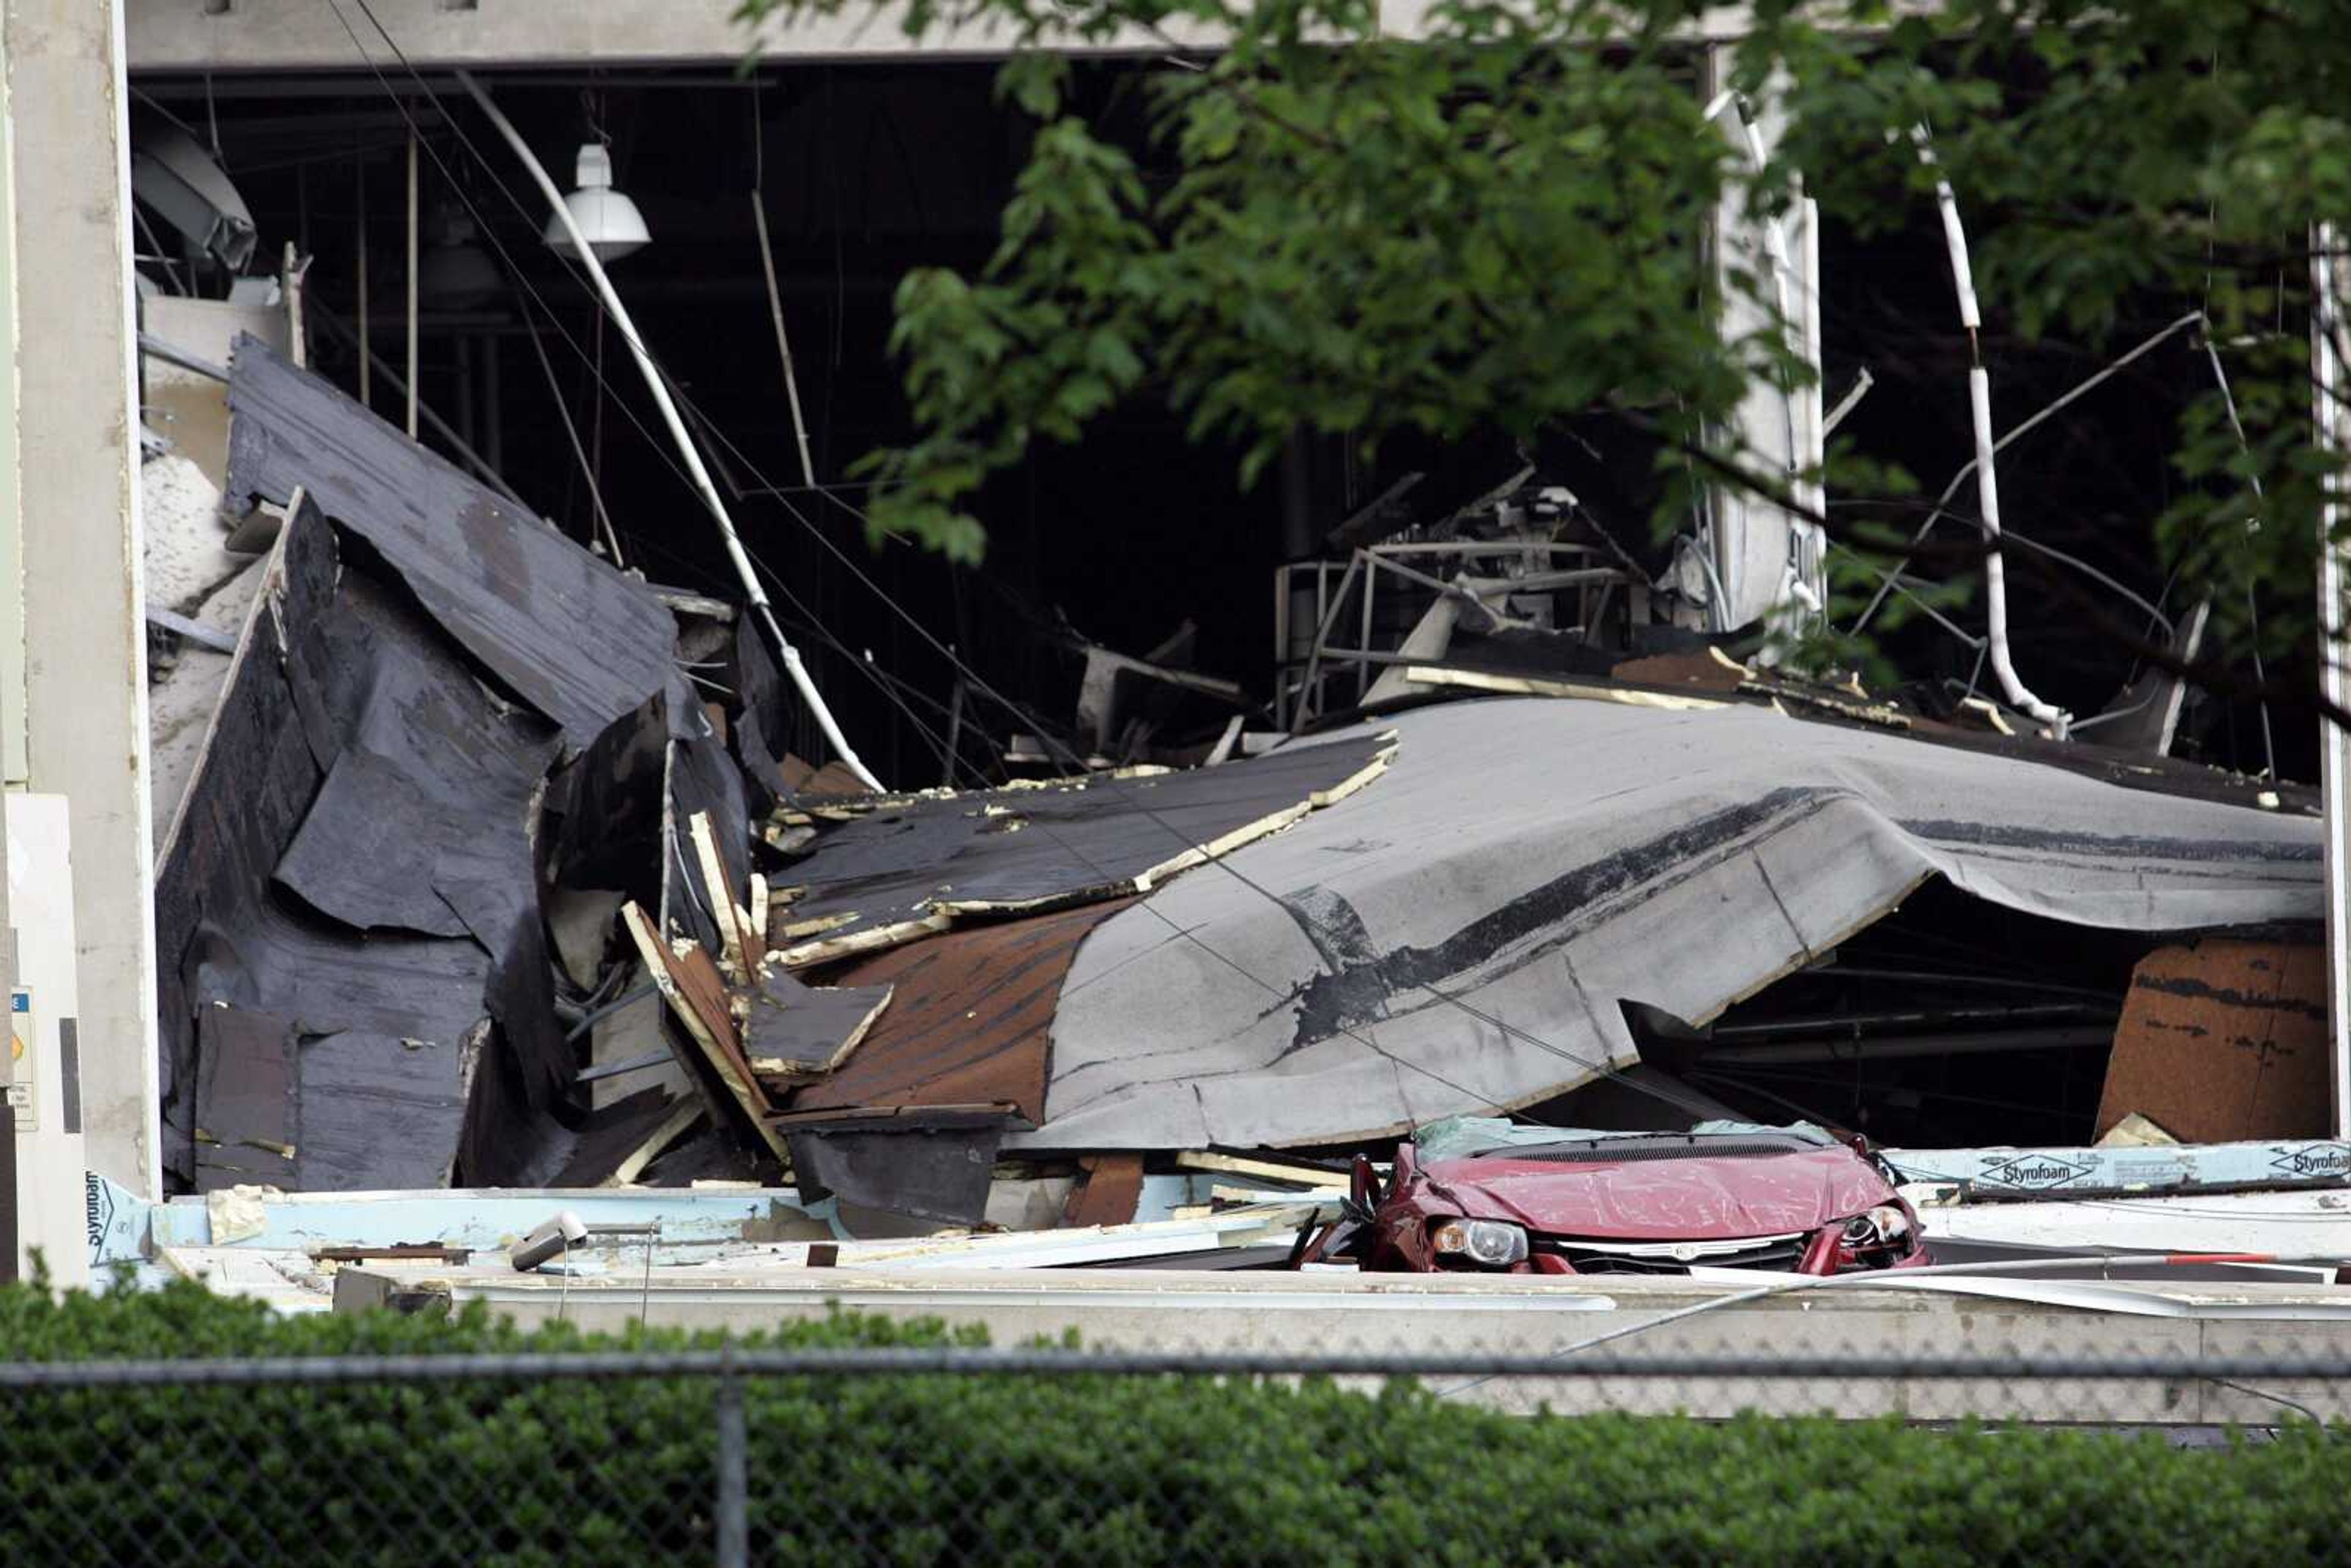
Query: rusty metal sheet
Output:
[[1063, 1152, 1146, 1228], [1611, 648, 1748, 692], [792, 897, 1138, 1123], [2098, 940, 2331, 1143]]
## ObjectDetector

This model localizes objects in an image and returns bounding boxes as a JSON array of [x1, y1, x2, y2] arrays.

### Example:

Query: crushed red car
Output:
[[1310, 1125, 1928, 1277]]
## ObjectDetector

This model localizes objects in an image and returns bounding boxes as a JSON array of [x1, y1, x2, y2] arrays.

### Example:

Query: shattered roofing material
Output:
[[157, 501, 572, 1188], [223, 335, 675, 752], [738, 967, 893, 1080], [162, 342, 694, 1193], [1025, 698, 2323, 1151], [769, 735, 1396, 962]]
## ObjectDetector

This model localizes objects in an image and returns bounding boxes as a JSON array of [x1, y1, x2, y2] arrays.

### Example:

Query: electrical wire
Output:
[[324, 0, 1779, 1131], [319, 0, 955, 773], [1849, 311, 2207, 637]]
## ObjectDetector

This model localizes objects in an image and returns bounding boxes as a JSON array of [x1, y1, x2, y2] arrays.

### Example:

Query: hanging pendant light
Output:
[[542, 141, 649, 263], [419, 207, 503, 309]]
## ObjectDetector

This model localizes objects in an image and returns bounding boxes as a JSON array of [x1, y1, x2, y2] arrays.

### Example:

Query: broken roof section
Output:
[[1026, 698, 2323, 1151], [606, 738, 1401, 1218], [222, 334, 676, 752], [157, 337, 694, 1191], [763, 735, 1394, 963], [157, 497, 573, 1188]]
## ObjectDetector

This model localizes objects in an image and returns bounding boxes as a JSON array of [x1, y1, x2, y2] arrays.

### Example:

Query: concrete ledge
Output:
[[329, 1261, 2351, 1424]]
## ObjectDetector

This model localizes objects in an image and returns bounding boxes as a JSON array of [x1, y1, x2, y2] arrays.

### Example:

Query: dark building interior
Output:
[[130, 59, 2317, 787]]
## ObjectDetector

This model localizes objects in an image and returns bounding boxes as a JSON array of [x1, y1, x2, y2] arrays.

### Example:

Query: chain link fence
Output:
[[8, 1335, 2351, 1565]]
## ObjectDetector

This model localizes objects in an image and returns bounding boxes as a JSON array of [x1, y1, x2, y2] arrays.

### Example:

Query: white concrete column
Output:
[[4, 0, 157, 1198], [1700, 49, 1828, 639], [2313, 223, 2351, 1138]]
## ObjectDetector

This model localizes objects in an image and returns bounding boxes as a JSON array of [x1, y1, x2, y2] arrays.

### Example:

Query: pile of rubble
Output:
[[148, 336, 2334, 1268]]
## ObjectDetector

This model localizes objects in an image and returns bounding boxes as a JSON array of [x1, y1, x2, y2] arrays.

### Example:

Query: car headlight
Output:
[[1430, 1218, 1529, 1267], [1840, 1206, 1914, 1253]]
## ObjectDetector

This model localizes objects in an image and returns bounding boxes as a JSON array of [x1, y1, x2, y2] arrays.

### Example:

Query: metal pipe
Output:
[[751, 190, 817, 490], [2312, 221, 2351, 1139], [1970, 366, 2066, 733], [1708, 1003, 2110, 1040], [1821, 368, 1873, 436], [454, 69, 882, 791], [1914, 130, 2066, 735], [137, 331, 227, 383], [1697, 1025, 2113, 1067]]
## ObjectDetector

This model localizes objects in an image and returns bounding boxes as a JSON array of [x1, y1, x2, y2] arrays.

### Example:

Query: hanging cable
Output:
[[329, 0, 1732, 1129], [2201, 336, 2280, 782], [515, 287, 624, 564], [1849, 312, 2206, 637], [318, 0, 969, 787], [451, 69, 883, 790]]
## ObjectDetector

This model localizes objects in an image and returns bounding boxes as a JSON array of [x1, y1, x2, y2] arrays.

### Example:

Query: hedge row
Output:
[[0, 1277, 2344, 1566]]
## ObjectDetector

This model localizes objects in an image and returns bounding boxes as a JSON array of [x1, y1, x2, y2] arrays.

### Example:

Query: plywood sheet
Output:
[[2098, 940, 2331, 1143], [623, 902, 790, 1165]]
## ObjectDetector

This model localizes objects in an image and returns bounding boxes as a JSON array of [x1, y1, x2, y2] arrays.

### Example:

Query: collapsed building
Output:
[[89, 17, 2349, 1299], [138, 326, 2329, 1250]]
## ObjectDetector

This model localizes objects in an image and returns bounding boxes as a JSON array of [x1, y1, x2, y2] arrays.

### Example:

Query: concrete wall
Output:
[[122, 0, 1769, 72], [5, 0, 157, 1198], [328, 1262, 2351, 1425]]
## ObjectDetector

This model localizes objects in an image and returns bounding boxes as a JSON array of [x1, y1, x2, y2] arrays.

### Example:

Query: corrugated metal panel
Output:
[[793, 897, 1139, 1122]]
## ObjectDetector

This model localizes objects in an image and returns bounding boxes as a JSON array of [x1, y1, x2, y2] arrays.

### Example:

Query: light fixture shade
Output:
[[419, 241, 503, 308], [542, 141, 650, 262]]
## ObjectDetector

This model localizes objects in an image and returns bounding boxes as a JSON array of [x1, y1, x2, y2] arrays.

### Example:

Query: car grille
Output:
[[1536, 1234, 1808, 1275]]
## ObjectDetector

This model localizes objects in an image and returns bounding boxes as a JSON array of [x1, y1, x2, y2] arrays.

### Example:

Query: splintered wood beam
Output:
[[689, 809, 751, 981], [620, 900, 792, 1166]]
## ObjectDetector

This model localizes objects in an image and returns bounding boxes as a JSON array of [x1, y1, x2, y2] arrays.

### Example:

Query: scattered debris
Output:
[[1027, 699, 2320, 1152], [126, 318, 2347, 1304]]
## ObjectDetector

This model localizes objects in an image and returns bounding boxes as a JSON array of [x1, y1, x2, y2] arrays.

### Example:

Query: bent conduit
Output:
[[454, 70, 883, 791], [1915, 129, 2068, 736]]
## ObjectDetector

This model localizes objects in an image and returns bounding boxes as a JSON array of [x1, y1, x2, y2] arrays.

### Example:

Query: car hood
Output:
[[1417, 1149, 1896, 1239]]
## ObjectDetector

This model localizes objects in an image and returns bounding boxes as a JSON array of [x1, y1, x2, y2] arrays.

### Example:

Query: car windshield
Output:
[[1411, 1114, 1839, 1163], [1464, 1132, 1828, 1162]]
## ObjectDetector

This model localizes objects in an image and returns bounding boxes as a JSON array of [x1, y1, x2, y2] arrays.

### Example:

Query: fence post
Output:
[[716, 1346, 747, 1568]]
